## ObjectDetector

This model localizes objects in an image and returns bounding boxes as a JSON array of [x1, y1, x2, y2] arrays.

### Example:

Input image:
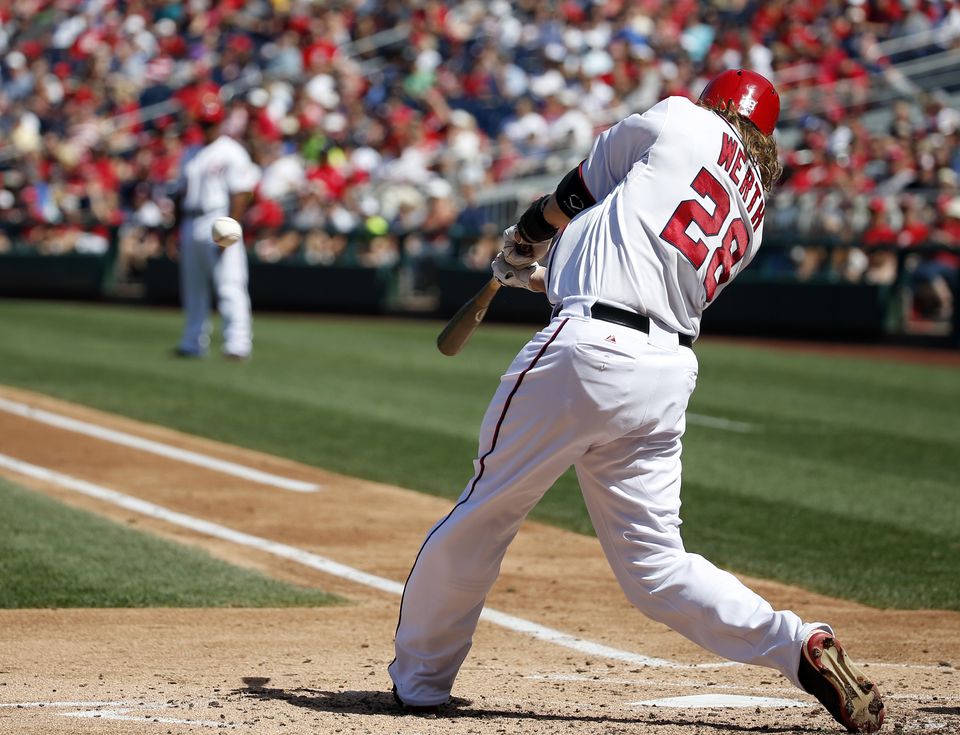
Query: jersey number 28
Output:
[[659, 168, 749, 302]]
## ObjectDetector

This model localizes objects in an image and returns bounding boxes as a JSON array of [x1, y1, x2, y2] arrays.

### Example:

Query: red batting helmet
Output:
[[195, 93, 225, 125], [699, 69, 779, 136]]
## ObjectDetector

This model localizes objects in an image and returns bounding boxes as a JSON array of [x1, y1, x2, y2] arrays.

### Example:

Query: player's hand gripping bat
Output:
[[436, 277, 501, 356]]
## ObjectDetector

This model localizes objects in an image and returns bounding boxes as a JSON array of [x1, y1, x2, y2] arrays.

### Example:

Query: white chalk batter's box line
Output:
[[527, 674, 958, 699], [0, 396, 321, 492], [0, 452, 937, 678], [0, 700, 232, 728], [529, 673, 799, 690]]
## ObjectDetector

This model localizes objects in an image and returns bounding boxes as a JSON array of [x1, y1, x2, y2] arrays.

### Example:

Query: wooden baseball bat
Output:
[[436, 277, 501, 356]]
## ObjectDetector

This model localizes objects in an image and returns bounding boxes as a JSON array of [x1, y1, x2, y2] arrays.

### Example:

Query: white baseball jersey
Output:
[[547, 96, 767, 340], [179, 135, 260, 220]]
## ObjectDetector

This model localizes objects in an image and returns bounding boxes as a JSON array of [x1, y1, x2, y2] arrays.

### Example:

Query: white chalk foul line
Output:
[[0, 453, 731, 671], [479, 608, 737, 669], [0, 396, 319, 493]]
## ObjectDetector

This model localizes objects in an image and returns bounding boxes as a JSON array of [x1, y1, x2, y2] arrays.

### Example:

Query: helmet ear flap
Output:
[[699, 69, 780, 136]]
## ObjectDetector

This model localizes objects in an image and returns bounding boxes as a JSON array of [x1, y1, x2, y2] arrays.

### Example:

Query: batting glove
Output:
[[492, 252, 543, 291], [501, 224, 552, 268]]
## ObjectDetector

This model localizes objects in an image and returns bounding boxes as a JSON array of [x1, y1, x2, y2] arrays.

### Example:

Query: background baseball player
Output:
[[173, 92, 260, 360], [389, 70, 885, 733]]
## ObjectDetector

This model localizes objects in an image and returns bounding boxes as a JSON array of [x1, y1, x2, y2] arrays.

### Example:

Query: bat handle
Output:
[[477, 277, 501, 301]]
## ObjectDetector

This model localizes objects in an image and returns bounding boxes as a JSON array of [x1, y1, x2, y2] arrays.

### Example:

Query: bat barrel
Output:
[[436, 278, 501, 356]]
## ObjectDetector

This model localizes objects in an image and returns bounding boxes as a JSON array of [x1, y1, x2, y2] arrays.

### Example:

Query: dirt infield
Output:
[[0, 385, 957, 735]]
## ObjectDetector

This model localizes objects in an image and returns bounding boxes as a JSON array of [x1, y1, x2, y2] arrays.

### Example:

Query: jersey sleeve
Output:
[[227, 144, 261, 194], [171, 146, 196, 196], [580, 98, 671, 202]]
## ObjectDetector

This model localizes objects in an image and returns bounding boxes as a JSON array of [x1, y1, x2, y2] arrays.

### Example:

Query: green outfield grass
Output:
[[0, 476, 340, 608], [0, 300, 956, 610]]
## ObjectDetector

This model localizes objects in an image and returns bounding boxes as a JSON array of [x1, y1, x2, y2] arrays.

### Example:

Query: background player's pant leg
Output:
[[574, 344, 820, 688], [213, 241, 252, 357], [390, 319, 593, 707], [177, 230, 212, 354]]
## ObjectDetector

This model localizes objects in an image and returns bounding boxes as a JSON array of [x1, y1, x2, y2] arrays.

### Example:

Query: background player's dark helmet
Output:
[[699, 69, 780, 136]]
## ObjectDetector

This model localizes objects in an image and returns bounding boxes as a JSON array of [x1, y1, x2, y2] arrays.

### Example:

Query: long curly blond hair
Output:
[[699, 100, 782, 192]]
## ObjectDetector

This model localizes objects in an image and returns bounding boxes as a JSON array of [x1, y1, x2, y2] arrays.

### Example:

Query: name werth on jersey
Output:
[[717, 133, 764, 231]]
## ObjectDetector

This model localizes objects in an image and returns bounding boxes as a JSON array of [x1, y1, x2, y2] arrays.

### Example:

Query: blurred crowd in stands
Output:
[[0, 0, 959, 318]]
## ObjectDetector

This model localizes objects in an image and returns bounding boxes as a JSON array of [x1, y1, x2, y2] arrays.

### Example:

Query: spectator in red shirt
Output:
[[861, 198, 899, 284], [897, 196, 932, 248]]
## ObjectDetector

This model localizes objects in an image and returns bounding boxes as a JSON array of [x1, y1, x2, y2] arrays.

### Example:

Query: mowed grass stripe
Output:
[[0, 300, 956, 610], [0, 477, 340, 608], [681, 480, 958, 610]]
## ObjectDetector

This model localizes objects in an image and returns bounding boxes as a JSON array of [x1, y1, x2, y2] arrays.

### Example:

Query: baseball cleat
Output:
[[798, 631, 885, 733], [391, 685, 443, 716]]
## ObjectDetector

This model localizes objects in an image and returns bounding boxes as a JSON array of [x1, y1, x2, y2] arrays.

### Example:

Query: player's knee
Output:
[[624, 544, 689, 594]]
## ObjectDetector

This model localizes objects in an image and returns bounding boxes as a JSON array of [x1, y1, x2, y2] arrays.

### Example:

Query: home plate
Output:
[[630, 694, 808, 709]]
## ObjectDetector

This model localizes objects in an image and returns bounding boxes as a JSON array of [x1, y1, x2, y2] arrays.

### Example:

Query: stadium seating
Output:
[[0, 1, 957, 336]]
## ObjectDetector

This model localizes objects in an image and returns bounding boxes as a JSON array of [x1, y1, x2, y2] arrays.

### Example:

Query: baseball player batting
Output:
[[389, 70, 885, 733], [173, 93, 260, 360]]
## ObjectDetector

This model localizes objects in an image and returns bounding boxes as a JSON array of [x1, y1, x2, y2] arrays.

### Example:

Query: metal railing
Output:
[[774, 21, 960, 88]]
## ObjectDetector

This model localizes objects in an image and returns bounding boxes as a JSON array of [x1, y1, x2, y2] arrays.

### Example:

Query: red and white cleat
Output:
[[799, 631, 885, 733]]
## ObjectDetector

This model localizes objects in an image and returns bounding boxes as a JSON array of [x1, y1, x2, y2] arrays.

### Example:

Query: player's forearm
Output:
[[542, 195, 570, 230], [515, 164, 594, 244], [229, 192, 253, 223], [528, 266, 547, 293]]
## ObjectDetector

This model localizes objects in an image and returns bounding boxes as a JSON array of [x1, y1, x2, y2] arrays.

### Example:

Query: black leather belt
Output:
[[554, 302, 693, 348], [182, 209, 222, 217]]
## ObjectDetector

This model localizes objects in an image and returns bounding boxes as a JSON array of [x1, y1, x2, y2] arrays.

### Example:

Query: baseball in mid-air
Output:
[[211, 216, 242, 248]]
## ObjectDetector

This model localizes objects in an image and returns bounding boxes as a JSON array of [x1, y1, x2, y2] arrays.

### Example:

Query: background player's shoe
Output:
[[391, 685, 442, 716], [798, 631, 885, 733], [171, 347, 204, 359]]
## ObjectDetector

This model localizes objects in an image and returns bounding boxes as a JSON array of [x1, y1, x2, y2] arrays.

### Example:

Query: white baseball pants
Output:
[[390, 298, 825, 706], [177, 215, 252, 357]]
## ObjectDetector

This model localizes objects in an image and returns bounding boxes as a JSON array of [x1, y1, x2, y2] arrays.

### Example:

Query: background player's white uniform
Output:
[[176, 135, 260, 358], [390, 97, 830, 706]]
